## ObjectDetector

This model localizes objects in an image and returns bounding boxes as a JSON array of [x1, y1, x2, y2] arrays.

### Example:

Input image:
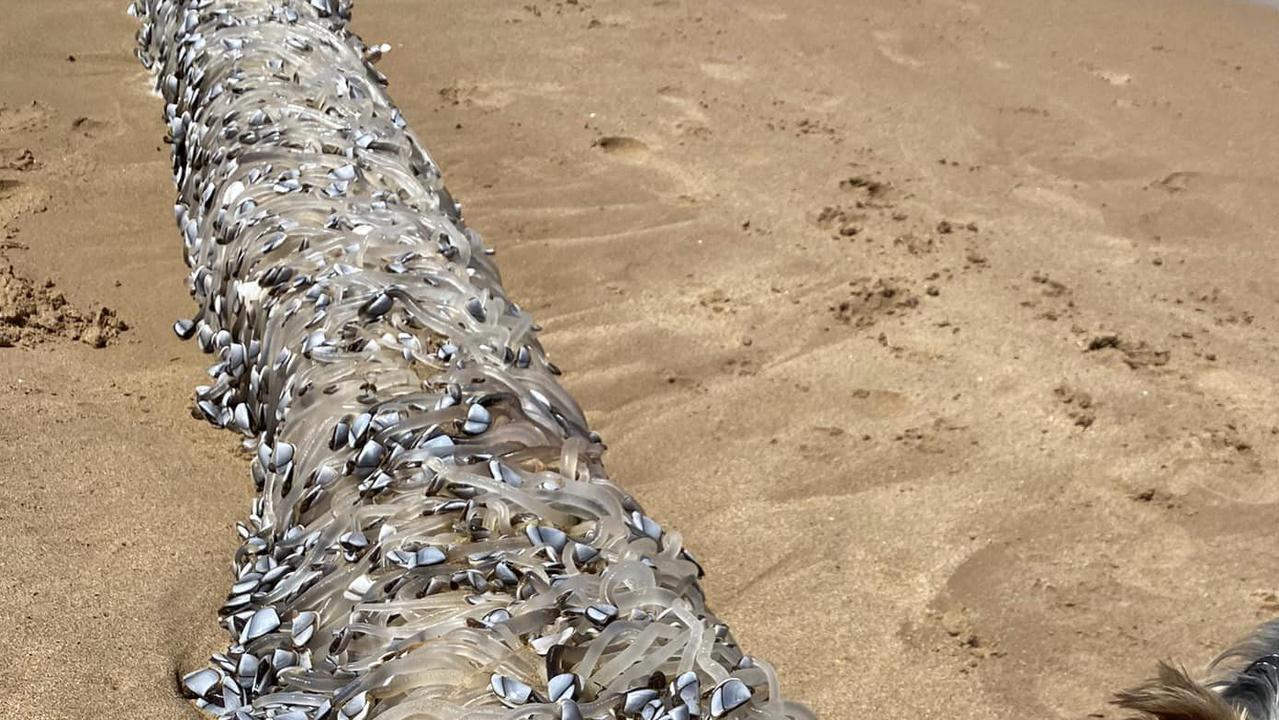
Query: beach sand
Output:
[[4, 1, 1279, 718]]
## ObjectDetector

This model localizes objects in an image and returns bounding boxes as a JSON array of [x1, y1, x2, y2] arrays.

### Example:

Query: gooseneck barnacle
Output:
[[130, 2, 813, 719]]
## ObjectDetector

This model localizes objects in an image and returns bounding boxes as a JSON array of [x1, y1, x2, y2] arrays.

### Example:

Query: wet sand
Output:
[[4, 1, 1279, 718]]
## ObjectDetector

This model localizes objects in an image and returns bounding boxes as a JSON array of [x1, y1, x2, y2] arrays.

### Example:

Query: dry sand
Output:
[[4, 0, 1279, 718]]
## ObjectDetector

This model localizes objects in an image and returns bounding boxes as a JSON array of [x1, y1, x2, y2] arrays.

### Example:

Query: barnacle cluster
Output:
[[131, 1, 814, 719]]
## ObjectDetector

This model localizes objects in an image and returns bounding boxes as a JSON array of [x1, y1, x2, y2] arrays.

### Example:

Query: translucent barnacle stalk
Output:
[[129, 1, 814, 719]]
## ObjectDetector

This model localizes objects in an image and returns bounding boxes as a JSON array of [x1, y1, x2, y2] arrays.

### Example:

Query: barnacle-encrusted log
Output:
[[130, 2, 813, 719]]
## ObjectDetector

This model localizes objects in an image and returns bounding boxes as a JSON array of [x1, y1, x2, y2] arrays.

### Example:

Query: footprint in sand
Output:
[[3, 149, 38, 171], [1150, 170, 1201, 193], [594, 136, 650, 161], [656, 85, 709, 124], [1011, 185, 1103, 224], [439, 80, 563, 112], [699, 61, 752, 83], [71, 116, 109, 137], [1092, 69, 1132, 86], [0, 178, 46, 225], [737, 7, 787, 22], [0, 102, 49, 133], [873, 31, 925, 69]]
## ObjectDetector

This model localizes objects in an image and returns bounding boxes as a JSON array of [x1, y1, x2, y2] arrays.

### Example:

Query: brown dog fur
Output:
[[1115, 663, 1240, 720]]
